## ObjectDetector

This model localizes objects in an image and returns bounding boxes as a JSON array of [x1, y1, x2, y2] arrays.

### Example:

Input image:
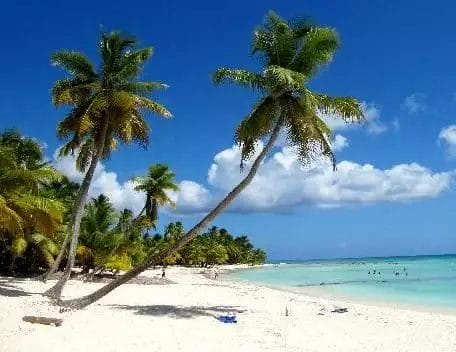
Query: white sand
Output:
[[1, 266, 456, 352]]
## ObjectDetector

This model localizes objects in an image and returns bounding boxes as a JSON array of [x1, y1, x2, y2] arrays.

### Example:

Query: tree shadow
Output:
[[109, 304, 246, 319], [0, 280, 31, 297]]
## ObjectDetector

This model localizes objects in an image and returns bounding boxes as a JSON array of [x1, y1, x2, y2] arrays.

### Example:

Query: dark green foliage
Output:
[[158, 225, 267, 267], [0, 130, 65, 273]]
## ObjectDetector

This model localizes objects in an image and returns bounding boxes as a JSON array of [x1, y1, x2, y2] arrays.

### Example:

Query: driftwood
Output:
[[22, 316, 63, 326]]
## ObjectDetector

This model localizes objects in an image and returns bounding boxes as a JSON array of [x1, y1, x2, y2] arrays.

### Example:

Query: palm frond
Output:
[[252, 11, 296, 66], [281, 96, 336, 168], [120, 81, 169, 94], [11, 236, 28, 256], [51, 51, 97, 79], [134, 96, 172, 117], [235, 97, 277, 165], [302, 90, 364, 123], [213, 68, 266, 91], [0, 196, 23, 235], [292, 27, 340, 75], [263, 65, 307, 92]]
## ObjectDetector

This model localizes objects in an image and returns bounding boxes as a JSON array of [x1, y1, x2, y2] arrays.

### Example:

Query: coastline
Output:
[[223, 262, 456, 316], [2, 266, 456, 351]]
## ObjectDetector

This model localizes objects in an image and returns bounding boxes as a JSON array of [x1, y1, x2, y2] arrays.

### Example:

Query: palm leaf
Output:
[[213, 68, 266, 91]]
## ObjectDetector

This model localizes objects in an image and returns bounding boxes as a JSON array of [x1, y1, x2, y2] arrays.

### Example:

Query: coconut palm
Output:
[[0, 145, 64, 272], [77, 195, 130, 275], [58, 11, 363, 309], [43, 31, 171, 297], [131, 164, 179, 229]]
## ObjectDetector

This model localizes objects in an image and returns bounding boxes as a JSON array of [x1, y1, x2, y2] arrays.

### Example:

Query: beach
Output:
[[1, 266, 456, 352]]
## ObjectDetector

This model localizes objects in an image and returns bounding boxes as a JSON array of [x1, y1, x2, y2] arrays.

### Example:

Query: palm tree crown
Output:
[[52, 31, 172, 170], [214, 11, 364, 168], [132, 164, 179, 227]]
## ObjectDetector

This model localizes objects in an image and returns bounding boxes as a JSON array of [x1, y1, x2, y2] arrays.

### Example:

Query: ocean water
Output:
[[229, 255, 456, 311]]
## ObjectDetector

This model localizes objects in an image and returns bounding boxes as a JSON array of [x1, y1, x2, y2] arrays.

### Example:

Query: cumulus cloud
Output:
[[53, 141, 454, 216], [332, 134, 349, 152], [191, 144, 452, 212], [168, 181, 212, 215], [52, 150, 146, 215], [401, 94, 425, 114], [322, 102, 387, 135], [438, 125, 456, 158]]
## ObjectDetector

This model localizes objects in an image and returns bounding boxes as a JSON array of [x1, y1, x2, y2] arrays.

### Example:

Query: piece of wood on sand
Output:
[[22, 316, 63, 326]]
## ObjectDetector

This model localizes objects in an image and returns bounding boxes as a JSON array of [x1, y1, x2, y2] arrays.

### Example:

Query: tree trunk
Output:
[[9, 255, 17, 274], [44, 122, 109, 299], [127, 204, 146, 234], [59, 116, 284, 310], [41, 230, 70, 282]]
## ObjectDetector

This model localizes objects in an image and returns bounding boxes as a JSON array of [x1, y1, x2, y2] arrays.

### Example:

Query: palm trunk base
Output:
[[43, 279, 65, 299]]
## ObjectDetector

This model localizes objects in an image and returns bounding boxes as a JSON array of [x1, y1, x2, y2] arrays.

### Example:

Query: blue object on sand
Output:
[[217, 315, 237, 323]]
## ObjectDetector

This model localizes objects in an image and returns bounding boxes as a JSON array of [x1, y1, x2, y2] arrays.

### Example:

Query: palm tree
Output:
[[78, 195, 129, 275], [131, 164, 179, 229], [57, 11, 363, 309], [0, 146, 64, 272], [43, 31, 171, 297], [0, 129, 44, 169]]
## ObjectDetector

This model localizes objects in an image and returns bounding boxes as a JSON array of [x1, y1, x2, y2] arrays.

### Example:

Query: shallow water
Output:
[[229, 255, 456, 310]]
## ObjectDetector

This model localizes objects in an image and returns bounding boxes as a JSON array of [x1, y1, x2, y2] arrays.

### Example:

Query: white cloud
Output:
[[322, 102, 387, 135], [363, 103, 387, 135], [438, 125, 456, 158], [168, 181, 212, 215], [392, 118, 400, 132], [332, 134, 349, 152], [52, 150, 146, 215], [172, 144, 453, 213], [401, 94, 425, 114], [53, 141, 454, 216]]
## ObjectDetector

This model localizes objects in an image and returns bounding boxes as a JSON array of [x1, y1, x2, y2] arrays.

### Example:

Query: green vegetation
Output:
[[44, 31, 172, 298], [0, 132, 266, 275], [0, 131, 64, 273], [57, 12, 361, 310], [0, 11, 363, 310]]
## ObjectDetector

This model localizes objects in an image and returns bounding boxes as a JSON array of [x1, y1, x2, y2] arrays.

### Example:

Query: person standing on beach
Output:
[[161, 268, 166, 279]]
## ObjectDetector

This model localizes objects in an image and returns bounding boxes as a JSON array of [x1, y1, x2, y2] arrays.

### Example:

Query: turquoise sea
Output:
[[229, 255, 456, 311]]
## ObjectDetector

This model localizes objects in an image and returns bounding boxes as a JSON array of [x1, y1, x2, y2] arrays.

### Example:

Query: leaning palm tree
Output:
[[57, 11, 363, 309], [43, 32, 171, 297], [131, 164, 179, 229]]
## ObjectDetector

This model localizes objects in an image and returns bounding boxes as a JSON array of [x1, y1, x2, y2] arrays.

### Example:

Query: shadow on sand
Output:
[[0, 280, 31, 297], [109, 304, 246, 319]]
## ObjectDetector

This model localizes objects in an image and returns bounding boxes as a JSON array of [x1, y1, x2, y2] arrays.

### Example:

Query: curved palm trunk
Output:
[[59, 116, 284, 309], [44, 122, 109, 298], [41, 231, 70, 282], [128, 204, 147, 233]]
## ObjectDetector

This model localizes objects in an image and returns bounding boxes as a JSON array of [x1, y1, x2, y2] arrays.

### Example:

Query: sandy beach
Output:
[[1, 266, 456, 352]]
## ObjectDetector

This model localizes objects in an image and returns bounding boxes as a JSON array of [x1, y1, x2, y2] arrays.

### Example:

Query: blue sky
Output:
[[1, 0, 456, 259]]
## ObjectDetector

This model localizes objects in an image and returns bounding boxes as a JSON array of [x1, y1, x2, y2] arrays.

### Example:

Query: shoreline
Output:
[[2, 266, 456, 351], [222, 263, 456, 317]]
